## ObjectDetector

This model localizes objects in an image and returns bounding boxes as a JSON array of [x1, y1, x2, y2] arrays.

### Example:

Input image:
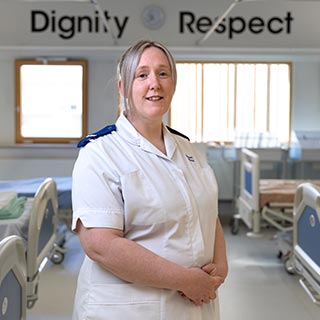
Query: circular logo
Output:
[[309, 214, 316, 227], [142, 6, 166, 30], [2, 297, 8, 316]]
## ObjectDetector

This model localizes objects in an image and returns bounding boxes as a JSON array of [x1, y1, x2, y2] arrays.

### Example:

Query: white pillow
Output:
[[0, 191, 18, 209]]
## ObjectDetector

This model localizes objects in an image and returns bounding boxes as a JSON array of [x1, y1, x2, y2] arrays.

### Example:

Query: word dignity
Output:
[[31, 10, 129, 39]]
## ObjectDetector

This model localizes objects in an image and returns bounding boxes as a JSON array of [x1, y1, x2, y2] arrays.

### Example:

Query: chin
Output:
[[149, 110, 167, 120]]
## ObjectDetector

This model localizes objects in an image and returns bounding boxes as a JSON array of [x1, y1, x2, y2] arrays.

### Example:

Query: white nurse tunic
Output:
[[71, 113, 220, 320]]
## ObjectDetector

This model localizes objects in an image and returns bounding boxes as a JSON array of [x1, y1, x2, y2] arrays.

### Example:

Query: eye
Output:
[[159, 70, 170, 78], [136, 72, 148, 79]]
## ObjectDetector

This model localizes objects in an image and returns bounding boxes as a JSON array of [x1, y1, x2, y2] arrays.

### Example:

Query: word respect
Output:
[[179, 11, 294, 39]]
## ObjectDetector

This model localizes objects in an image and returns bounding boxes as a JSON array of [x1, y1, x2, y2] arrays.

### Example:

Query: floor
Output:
[[26, 222, 320, 320]]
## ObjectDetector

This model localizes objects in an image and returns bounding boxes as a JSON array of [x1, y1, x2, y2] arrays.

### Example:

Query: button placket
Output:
[[166, 162, 205, 262]]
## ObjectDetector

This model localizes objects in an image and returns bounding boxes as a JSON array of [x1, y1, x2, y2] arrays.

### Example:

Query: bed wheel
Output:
[[230, 217, 240, 235], [27, 298, 37, 309], [51, 250, 65, 264], [284, 255, 295, 275]]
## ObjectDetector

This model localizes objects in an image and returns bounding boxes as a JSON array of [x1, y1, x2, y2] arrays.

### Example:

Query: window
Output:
[[15, 59, 87, 143], [170, 62, 292, 146]]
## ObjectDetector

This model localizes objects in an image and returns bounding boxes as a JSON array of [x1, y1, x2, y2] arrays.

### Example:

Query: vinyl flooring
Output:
[[26, 222, 320, 320]]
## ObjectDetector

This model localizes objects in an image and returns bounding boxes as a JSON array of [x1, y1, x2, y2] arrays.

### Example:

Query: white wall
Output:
[[292, 61, 320, 131], [0, 147, 77, 179], [0, 0, 320, 182]]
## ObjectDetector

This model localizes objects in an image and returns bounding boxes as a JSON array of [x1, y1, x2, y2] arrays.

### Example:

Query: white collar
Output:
[[116, 113, 177, 159]]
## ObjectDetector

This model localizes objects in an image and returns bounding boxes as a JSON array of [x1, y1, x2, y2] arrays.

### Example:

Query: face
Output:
[[122, 46, 174, 124]]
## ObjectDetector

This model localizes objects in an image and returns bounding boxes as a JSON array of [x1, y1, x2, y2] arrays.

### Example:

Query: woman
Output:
[[71, 40, 228, 320]]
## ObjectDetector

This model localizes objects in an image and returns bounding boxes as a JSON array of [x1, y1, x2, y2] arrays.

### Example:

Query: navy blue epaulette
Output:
[[77, 124, 117, 148], [166, 126, 190, 141]]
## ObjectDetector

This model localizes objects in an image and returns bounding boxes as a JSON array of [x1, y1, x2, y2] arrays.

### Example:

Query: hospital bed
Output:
[[293, 183, 320, 305], [232, 148, 320, 236], [0, 235, 27, 319], [0, 178, 65, 309], [0, 176, 72, 230]]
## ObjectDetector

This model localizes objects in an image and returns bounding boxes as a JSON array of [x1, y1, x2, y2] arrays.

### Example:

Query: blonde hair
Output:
[[117, 40, 177, 113]]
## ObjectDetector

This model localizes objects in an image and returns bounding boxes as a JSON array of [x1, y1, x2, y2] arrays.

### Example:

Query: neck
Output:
[[139, 124, 166, 155], [126, 114, 166, 154]]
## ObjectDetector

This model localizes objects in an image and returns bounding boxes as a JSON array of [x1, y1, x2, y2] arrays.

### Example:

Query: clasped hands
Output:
[[179, 263, 226, 306]]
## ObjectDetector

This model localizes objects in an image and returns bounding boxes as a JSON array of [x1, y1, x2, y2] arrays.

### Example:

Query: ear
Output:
[[118, 80, 124, 96]]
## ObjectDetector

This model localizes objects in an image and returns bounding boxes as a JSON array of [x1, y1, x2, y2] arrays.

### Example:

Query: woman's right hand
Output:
[[179, 267, 223, 305], [201, 262, 226, 291]]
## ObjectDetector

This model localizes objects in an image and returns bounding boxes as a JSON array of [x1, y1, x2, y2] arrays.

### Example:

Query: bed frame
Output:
[[233, 148, 320, 236]]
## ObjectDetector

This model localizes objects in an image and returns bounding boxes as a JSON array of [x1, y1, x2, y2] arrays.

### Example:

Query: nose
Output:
[[149, 73, 160, 90]]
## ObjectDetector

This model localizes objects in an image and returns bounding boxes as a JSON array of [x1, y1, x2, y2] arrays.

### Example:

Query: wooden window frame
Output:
[[15, 59, 88, 144]]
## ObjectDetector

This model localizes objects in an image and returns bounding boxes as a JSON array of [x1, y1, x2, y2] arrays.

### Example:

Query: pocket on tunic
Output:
[[86, 283, 161, 320], [121, 170, 169, 226]]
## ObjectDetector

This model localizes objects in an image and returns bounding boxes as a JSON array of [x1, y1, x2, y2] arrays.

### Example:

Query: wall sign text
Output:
[[179, 11, 294, 39], [31, 10, 129, 39], [30, 9, 294, 40]]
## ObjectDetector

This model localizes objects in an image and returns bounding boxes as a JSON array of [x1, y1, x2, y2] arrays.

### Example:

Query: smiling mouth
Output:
[[146, 96, 163, 101]]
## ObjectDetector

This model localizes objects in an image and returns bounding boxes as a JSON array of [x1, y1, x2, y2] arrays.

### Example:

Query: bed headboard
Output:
[[294, 183, 320, 270], [0, 235, 27, 319], [240, 148, 260, 211], [26, 178, 58, 308], [293, 182, 320, 304]]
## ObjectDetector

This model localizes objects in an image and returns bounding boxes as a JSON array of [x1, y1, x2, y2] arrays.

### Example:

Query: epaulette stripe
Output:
[[166, 126, 190, 141], [77, 124, 116, 148]]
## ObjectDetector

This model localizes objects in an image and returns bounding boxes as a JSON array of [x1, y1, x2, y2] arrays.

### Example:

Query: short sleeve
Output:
[[71, 145, 124, 231]]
